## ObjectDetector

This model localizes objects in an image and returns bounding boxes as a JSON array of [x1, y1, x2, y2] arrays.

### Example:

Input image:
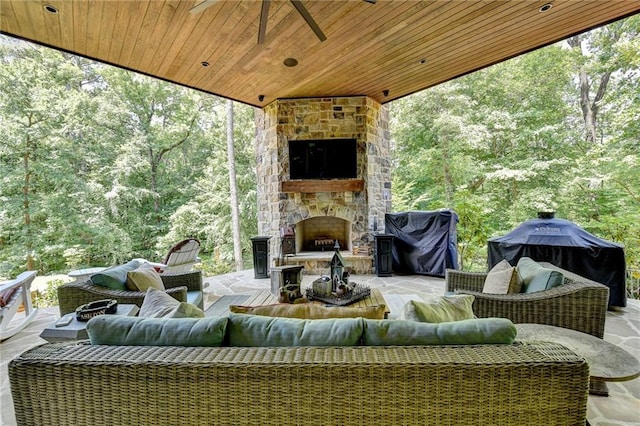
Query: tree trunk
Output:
[[150, 148, 160, 220], [568, 36, 612, 144], [226, 99, 243, 271], [23, 133, 34, 270], [578, 69, 611, 144]]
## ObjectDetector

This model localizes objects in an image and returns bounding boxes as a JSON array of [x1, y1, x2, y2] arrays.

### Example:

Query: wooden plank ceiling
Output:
[[1, 0, 639, 107]]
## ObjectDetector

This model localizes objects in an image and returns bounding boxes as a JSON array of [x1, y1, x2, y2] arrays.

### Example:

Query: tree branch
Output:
[[156, 113, 198, 163], [593, 71, 611, 106], [612, 178, 640, 203]]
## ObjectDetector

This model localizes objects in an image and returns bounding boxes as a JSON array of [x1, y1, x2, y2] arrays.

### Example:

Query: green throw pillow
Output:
[[86, 316, 228, 347], [90, 260, 141, 290], [227, 314, 364, 347], [362, 318, 517, 346], [401, 295, 475, 323], [517, 257, 565, 293]]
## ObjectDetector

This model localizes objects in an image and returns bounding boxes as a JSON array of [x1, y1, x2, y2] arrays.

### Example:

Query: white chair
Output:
[[135, 238, 202, 274], [0, 271, 38, 341], [161, 238, 201, 273]]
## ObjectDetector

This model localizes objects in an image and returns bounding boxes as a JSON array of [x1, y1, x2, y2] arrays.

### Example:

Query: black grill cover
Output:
[[488, 218, 626, 307], [385, 210, 459, 277]]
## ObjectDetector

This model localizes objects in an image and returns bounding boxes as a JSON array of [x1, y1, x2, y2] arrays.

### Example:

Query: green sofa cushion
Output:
[[517, 257, 565, 293], [86, 315, 227, 347], [362, 317, 517, 346], [227, 313, 363, 347], [90, 260, 141, 290]]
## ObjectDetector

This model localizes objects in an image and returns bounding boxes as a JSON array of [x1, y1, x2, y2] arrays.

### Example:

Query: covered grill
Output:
[[488, 213, 626, 307], [385, 210, 459, 277]]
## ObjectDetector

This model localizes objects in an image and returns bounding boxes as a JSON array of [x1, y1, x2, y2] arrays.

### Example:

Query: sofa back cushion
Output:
[[227, 314, 363, 347], [362, 317, 517, 346], [90, 260, 141, 290], [229, 303, 386, 319], [517, 257, 565, 293], [87, 316, 228, 347]]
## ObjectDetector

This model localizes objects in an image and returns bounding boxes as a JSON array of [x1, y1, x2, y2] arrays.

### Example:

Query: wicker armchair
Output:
[[57, 270, 204, 316], [445, 262, 609, 338]]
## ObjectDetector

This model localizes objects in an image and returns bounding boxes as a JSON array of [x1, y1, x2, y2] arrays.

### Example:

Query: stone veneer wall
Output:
[[255, 96, 391, 272]]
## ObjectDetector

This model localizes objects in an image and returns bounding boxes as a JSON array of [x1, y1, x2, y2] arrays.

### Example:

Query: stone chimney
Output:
[[254, 96, 392, 273]]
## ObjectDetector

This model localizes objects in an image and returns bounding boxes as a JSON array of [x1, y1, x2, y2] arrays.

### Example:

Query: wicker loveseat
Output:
[[57, 270, 204, 315], [445, 262, 610, 338], [10, 315, 589, 426]]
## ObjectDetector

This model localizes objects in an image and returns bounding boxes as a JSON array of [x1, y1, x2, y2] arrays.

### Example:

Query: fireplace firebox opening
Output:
[[295, 217, 352, 253]]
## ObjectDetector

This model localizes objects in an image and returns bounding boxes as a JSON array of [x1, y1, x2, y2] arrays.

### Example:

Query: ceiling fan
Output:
[[189, 0, 376, 44]]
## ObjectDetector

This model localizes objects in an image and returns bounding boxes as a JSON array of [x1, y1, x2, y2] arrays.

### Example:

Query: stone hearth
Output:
[[255, 96, 391, 274]]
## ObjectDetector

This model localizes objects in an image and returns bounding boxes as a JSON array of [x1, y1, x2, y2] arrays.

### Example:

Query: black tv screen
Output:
[[289, 139, 357, 179]]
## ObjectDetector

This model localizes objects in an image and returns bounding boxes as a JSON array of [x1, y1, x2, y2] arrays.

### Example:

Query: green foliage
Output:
[[0, 37, 258, 277], [159, 102, 257, 267], [452, 191, 491, 272], [33, 278, 65, 308], [197, 251, 236, 276], [627, 269, 640, 300]]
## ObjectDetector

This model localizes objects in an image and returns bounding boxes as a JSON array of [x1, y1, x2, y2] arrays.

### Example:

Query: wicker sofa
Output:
[[445, 262, 609, 338], [10, 340, 588, 426], [57, 270, 204, 316]]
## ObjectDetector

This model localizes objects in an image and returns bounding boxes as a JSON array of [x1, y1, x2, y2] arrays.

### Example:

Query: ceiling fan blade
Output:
[[189, 0, 218, 15], [289, 0, 326, 42], [257, 0, 271, 44]]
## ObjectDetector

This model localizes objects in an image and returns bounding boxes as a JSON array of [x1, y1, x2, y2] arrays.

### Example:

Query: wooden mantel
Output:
[[281, 179, 365, 193]]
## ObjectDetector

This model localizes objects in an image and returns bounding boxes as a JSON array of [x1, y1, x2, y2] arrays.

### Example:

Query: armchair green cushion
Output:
[[90, 260, 141, 290], [517, 257, 565, 293]]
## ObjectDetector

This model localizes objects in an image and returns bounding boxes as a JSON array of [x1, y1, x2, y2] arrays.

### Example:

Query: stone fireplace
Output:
[[255, 96, 391, 274]]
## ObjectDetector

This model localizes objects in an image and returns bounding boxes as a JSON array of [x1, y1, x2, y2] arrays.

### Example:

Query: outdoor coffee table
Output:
[[515, 323, 640, 396], [237, 288, 390, 318], [40, 304, 139, 343]]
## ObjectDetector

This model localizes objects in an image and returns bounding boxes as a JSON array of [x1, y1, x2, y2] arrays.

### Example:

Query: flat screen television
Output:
[[288, 138, 357, 180]]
